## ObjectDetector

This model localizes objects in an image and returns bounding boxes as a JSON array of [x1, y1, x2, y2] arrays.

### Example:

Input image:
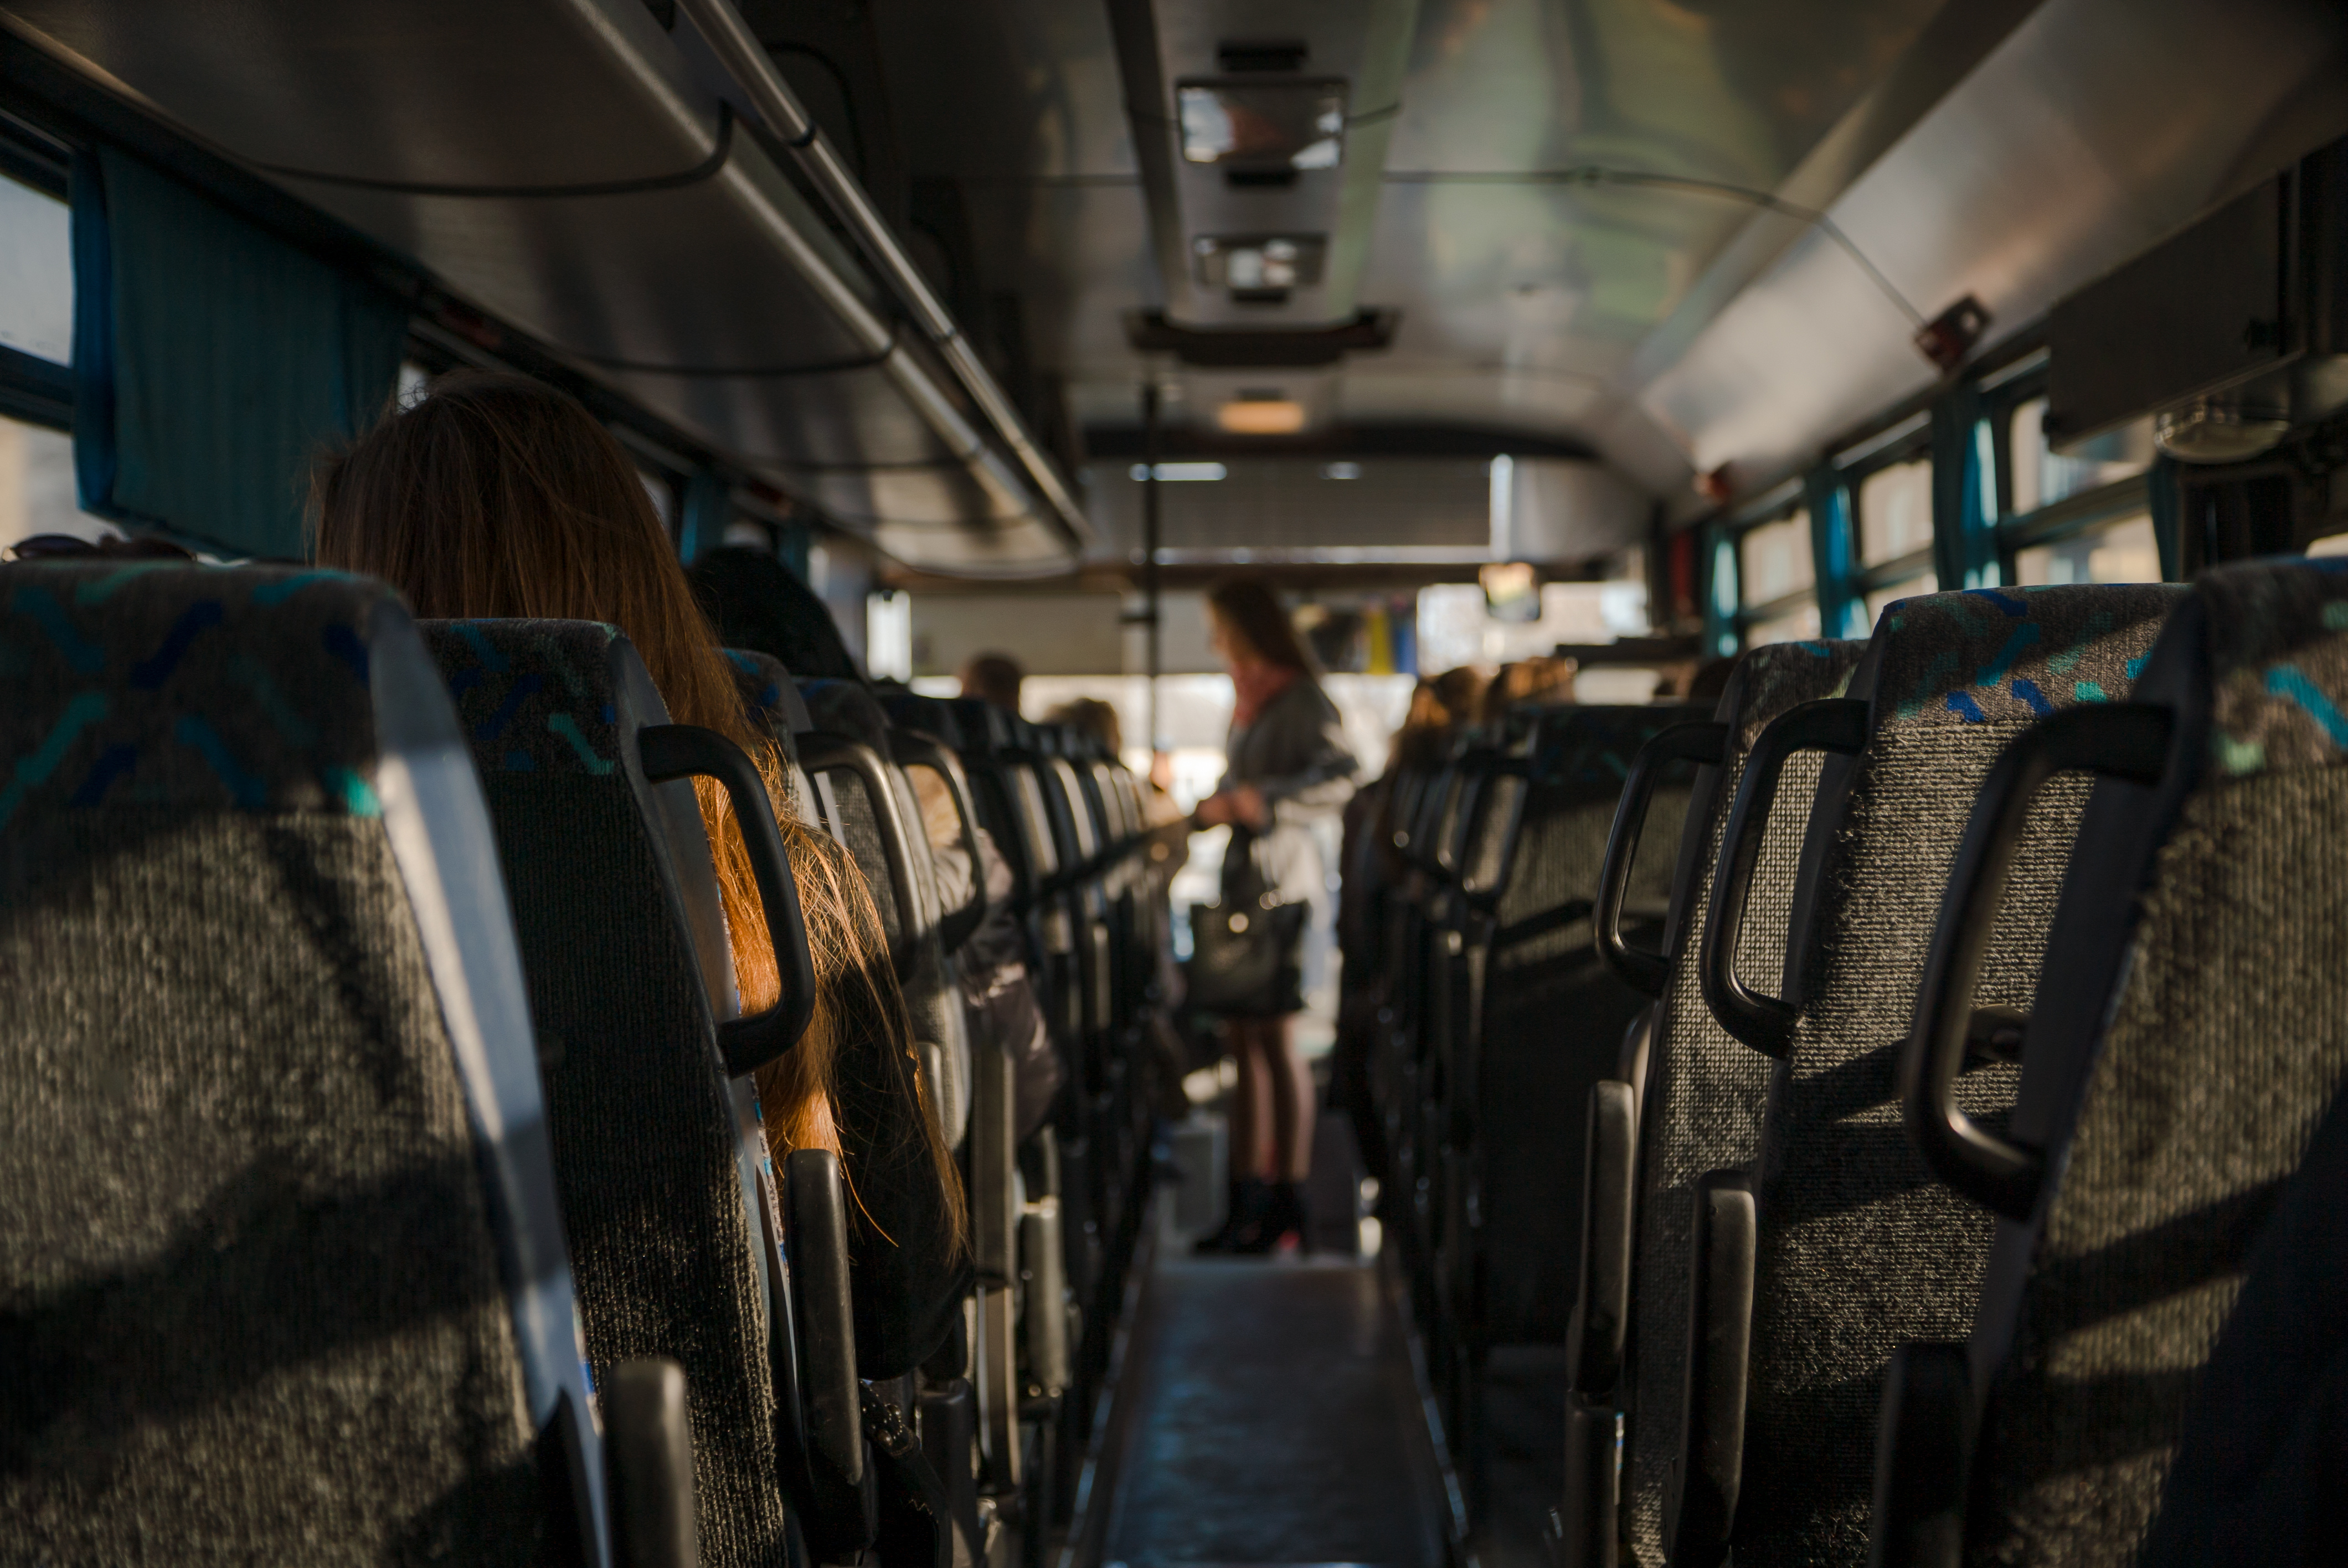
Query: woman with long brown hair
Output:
[[312, 370, 966, 1374], [1190, 578, 1357, 1253]]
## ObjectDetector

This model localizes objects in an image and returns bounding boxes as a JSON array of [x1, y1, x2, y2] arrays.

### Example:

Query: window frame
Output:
[[1972, 347, 2161, 584], [1725, 480, 1819, 648], [0, 109, 73, 430], [1834, 410, 1936, 618]]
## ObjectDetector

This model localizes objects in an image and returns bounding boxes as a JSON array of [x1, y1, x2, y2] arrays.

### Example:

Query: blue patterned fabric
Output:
[[2197, 555, 2348, 775], [0, 562, 393, 829], [431, 619, 627, 776], [1864, 584, 2179, 726]]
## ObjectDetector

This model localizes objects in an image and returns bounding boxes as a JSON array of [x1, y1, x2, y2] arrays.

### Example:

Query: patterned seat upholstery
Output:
[[1695, 585, 2179, 1567], [421, 618, 794, 1568], [0, 564, 604, 1565], [1619, 639, 1867, 1566], [1938, 561, 2348, 1566]]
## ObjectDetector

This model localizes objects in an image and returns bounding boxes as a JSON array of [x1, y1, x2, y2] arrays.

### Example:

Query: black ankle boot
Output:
[[1231, 1181, 1308, 1255], [1195, 1178, 1269, 1253]]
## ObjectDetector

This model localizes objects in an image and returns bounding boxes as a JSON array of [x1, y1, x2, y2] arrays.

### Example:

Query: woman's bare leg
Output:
[[1227, 1020, 1274, 1181], [1260, 1013, 1317, 1183]]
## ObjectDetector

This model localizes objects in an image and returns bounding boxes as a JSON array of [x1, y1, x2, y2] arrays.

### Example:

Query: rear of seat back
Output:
[[1474, 705, 1704, 1345], [1961, 562, 2348, 1566], [1723, 585, 2177, 1568], [1623, 639, 1865, 1567], [1, 565, 601, 1565], [422, 620, 791, 1568], [796, 677, 971, 1149]]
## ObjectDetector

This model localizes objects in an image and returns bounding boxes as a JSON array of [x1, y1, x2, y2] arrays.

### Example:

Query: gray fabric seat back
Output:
[[1472, 705, 1705, 1345], [423, 620, 791, 1568], [1956, 561, 2348, 1567], [2, 564, 603, 1566], [1621, 638, 1866, 1565], [1719, 585, 2178, 1568]]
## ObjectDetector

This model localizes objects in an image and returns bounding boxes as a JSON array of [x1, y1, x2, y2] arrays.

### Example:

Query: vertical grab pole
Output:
[[1142, 380, 1163, 755]]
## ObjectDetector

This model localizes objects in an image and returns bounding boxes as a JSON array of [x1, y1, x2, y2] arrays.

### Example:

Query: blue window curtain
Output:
[[677, 469, 729, 562], [1930, 383, 1999, 590], [1703, 523, 1739, 656], [70, 148, 409, 559], [1804, 467, 1862, 638]]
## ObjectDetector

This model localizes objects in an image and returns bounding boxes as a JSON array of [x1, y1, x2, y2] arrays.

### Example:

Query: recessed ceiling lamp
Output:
[[1217, 396, 1307, 436], [2155, 396, 2293, 463]]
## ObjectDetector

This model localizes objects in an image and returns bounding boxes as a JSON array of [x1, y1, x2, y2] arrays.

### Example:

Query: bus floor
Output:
[[1091, 1240, 1458, 1568]]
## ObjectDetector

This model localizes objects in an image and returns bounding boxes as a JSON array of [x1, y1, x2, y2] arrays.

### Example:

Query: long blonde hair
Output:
[[311, 370, 962, 1246]]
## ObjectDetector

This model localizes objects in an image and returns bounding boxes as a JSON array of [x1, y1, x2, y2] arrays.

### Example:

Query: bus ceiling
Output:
[[3, 0, 2345, 576]]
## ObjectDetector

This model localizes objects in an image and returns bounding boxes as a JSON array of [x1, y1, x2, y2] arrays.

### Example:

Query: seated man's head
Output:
[[960, 652, 1024, 713]]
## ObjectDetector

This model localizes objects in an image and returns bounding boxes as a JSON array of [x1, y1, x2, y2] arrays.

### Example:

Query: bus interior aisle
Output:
[[11, 2, 2348, 1567], [1090, 1235, 1456, 1568]]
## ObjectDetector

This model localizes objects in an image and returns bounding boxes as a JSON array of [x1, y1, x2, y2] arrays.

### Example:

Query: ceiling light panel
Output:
[[1176, 80, 1348, 171]]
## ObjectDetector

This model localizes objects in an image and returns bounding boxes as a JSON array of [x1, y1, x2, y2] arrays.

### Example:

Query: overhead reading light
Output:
[[1177, 80, 1347, 172], [2155, 396, 2293, 463], [1193, 235, 1327, 299], [1217, 396, 1307, 436], [1128, 462, 1228, 482]]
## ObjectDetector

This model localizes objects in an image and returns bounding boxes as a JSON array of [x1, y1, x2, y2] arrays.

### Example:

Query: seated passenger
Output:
[[960, 651, 1024, 714], [311, 370, 968, 1375]]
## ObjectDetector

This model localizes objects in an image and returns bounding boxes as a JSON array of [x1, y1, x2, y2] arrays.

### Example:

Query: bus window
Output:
[[2014, 512, 2160, 585], [1739, 509, 1813, 606], [1747, 599, 1824, 646], [1, 169, 71, 367], [0, 415, 120, 553], [2008, 397, 2153, 514], [1857, 457, 1934, 568]]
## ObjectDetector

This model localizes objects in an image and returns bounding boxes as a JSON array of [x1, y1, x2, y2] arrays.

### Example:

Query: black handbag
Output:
[[1186, 833, 1306, 1017]]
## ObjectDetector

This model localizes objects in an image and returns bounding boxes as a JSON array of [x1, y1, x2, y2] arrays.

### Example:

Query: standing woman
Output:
[[1191, 579, 1357, 1253]]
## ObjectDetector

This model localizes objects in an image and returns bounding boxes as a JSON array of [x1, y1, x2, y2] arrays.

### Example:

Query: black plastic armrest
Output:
[[1698, 699, 1870, 1058], [1598, 721, 1728, 996], [641, 723, 816, 1075], [785, 1148, 875, 1559], [1866, 1342, 1971, 1568], [1668, 1170, 1757, 1568], [1571, 1080, 1639, 1397], [1558, 1392, 1620, 1568], [889, 730, 990, 954], [1901, 702, 2171, 1220], [605, 1358, 699, 1568], [798, 733, 925, 982]]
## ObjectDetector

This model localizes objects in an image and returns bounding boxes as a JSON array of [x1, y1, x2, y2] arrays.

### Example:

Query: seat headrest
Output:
[[2190, 556, 2348, 778], [0, 562, 401, 823], [878, 691, 965, 750], [727, 647, 813, 737], [1856, 584, 2182, 726], [797, 675, 893, 751], [427, 619, 643, 775]]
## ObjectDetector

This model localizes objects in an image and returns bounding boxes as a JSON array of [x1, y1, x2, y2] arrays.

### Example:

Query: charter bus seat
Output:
[[2136, 1066, 2348, 1568], [1379, 746, 1472, 1293], [1572, 638, 1866, 1568], [1871, 560, 2348, 1568], [795, 676, 975, 1154], [420, 619, 882, 1568], [1444, 704, 1703, 1516], [0, 564, 690, 1567], [1662, 584, 2177, 1568]]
